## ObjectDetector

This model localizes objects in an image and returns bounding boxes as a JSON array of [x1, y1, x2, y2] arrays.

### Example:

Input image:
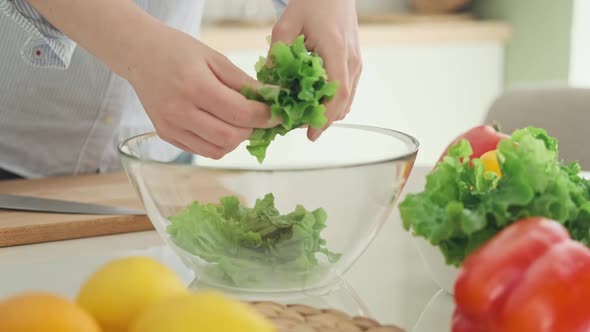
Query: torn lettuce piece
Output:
[[241, 35, 339, 163]]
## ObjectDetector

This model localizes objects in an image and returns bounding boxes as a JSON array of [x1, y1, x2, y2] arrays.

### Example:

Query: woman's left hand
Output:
[[271, 0, 362, 141]]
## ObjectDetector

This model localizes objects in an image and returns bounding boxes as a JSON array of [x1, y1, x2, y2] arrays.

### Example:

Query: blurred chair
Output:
[[484, 85, 590, 169]]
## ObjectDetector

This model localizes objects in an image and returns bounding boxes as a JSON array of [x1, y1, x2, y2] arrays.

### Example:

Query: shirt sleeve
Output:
[[0, 0, 76, 69], [272, 0, 288, 17]]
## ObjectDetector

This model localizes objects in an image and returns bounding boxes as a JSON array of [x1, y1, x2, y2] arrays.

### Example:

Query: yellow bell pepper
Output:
[[480, 150, 501, 178]]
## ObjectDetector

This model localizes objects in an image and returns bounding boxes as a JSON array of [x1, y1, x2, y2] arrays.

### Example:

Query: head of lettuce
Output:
[[399, 126, 590, 266]]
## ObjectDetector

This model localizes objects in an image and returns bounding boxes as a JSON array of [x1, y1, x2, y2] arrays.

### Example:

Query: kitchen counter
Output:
[[201, 19, 511, 51], [0, 166, 455, 331]]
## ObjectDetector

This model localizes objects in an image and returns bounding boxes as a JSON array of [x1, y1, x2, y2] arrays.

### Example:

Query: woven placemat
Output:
[[248, 301, 406, 332]]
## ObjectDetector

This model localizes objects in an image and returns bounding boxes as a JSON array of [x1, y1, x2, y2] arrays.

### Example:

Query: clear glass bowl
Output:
[[118, 124, 419, 296]]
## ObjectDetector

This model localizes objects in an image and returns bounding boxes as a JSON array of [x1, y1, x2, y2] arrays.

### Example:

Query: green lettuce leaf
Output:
[[166, 193, 341, 285], [241, 35, 339, 163], [399, 126, 590, 266]]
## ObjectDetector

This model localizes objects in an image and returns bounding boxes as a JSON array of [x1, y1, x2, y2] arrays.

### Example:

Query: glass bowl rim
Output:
[[117, 123, 420, 172]]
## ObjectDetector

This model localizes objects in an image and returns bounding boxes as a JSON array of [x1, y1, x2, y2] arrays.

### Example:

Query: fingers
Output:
[[158, 54, 284, 160], [208, 53, 260, 92], [159, 128, 227, 160], [180, 108, 253, 152], [339, 50, 363, 120], [270, 4, 302, 45], [156, 104, 253, 160], [164, 137, 193, 155], [307, 47, 350, 141], [271, 19, 302, 46], [205, 56, 280, 129], [176, 129, 230, 160]]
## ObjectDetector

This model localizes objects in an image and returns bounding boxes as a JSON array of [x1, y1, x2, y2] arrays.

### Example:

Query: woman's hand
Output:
[[271, 0, 362, 141], [126, 25, 278, 159]]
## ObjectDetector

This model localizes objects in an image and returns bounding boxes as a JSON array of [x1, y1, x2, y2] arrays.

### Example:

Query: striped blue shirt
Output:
[[0, 0, 288, 178]]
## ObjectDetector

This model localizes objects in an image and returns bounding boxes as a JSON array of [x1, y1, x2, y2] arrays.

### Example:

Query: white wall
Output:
[[569, 0, 590, 87]]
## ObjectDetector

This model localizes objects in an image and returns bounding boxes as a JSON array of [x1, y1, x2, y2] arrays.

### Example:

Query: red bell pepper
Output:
[[452, 217, 590, 332]]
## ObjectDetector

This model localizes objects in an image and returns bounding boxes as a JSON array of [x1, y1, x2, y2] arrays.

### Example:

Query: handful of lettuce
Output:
[[241, 35, 339, 163], [166, 193, 341, 285], [399, 127, 590, 266]]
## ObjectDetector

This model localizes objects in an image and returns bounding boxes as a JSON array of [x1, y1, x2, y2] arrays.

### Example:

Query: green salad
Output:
[[166, 194, 341, 285], [241, 34, 339, 163], [399, 127, 590, 266]]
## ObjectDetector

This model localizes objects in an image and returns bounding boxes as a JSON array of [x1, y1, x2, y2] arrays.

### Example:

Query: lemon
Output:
[[76, 256, 187, 332], [129, 291, 276, 332], [0, 291, 102, 332]]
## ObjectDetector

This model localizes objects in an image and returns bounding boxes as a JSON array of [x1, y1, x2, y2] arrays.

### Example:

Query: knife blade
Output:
[[0, 194, 145, 215]]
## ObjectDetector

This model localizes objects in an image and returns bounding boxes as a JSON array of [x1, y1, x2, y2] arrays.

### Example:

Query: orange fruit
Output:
[[0, 291, 101, 332]]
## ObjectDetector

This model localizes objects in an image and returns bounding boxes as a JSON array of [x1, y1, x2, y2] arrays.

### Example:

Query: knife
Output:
[[0, 194, 145, 215]]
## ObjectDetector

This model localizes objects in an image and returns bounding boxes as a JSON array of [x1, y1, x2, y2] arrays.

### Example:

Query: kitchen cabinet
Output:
[[201, 21, 511, 167]]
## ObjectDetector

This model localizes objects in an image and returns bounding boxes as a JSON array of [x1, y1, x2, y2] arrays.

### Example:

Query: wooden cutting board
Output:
[[0, 172, 154, 248]]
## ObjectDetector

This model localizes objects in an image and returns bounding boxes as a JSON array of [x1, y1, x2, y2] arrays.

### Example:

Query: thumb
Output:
[[209, 54, 261, 92], [271, 23, 301, 46], [268, 18, 301, 70], [270, 8, 301, 46]]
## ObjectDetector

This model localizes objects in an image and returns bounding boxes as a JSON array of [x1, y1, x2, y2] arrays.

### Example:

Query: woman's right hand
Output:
[[125, 25, 277, 159]]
